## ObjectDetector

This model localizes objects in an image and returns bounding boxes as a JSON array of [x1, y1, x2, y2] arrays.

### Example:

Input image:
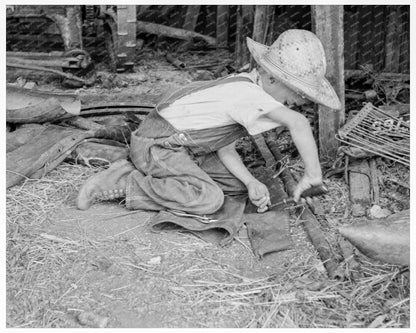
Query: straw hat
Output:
[[247, 29, 341, 110]]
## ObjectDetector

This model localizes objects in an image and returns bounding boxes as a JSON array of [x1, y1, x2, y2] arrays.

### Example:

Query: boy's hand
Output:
[[293, 175, 323, 203], [247, 180, 271, 213]]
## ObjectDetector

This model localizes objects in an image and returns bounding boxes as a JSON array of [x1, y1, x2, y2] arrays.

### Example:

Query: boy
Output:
[[77, 29, 341, 215]]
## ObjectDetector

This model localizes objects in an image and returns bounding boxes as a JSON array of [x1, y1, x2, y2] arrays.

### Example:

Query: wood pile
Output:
[[6, 83, 152, 189]]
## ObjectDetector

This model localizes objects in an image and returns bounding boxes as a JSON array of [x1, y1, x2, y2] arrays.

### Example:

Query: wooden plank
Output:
[[348, 159, 371, 217], [216, 5, 229, 48], [311, 5, 345, 165], [6, 126, 94, 188]]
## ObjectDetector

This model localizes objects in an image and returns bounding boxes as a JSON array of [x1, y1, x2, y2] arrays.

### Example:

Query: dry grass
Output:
[[6, 161, 410, 328]]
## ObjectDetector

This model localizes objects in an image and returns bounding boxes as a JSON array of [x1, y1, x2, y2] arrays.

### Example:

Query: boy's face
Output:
[[263, 75, 310, 107]]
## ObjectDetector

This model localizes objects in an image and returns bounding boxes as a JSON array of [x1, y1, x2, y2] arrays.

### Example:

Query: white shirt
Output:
[[160, 69, 286, 135]]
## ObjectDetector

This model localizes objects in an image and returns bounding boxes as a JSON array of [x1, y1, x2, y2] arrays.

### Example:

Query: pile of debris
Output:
[[6, 82, 154, 189]]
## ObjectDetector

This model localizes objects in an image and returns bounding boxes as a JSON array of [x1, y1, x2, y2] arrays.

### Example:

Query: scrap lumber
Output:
[[6, 126, 94, 188], [136, 20, 217, 46], [6, 124, 46, 153], [266, 134, 343, 280], [348, 159, 371, 217]]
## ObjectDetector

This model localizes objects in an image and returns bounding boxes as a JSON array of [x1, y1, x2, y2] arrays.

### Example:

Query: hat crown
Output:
[[264, 29, 326, 86]]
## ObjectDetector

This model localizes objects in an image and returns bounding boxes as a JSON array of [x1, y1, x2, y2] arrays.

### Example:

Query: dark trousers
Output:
[[126, 111, 247, 214]]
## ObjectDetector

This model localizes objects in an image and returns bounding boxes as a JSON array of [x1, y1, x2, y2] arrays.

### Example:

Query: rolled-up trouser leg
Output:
[[127, 142, 224, 214], [197, 152, 247, 196]]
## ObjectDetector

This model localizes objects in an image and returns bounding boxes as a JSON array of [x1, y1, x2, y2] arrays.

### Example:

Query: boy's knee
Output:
[[201, 185, 224, 214]]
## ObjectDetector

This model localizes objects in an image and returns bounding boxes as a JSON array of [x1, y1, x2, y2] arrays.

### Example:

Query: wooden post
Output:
[[235, 5, 253, 68], [311, 5, 345, 166], [116, 5, 137, 72], [183, 5, 201, 31], [48, 5, 83, 51], [235, 6, 243, 68], [385, 6, 402, 73], [216, 5, 229, 48], [250, 5, 269, 69]]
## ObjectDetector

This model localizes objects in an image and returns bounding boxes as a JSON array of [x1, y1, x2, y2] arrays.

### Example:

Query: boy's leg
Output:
[[127, 139, 224, 214], [196, 152, 248, 197]]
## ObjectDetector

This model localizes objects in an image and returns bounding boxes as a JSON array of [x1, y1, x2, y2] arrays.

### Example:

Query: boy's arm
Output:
[[217, 142, 270, 212], [265, 106, 323, 201]]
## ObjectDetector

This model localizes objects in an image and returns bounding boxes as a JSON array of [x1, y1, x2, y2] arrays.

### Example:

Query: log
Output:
[[348, 159, 371, 217], [265, 134, 343, 280], [136, 20, 217, 46], [6, 84, 81, 123], [7, 97, 66, 124], [339, 210, 409, 266], [6, 126, 94, 188], [216, 5, 229, 48]]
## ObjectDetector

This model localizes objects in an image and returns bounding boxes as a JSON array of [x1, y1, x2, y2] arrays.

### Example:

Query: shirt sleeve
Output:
[[226, 82, 287, 135]]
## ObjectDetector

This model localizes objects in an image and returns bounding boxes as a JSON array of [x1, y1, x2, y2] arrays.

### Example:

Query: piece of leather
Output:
[[148, 195, 247, 246], [244, 209, 294, 258], [244, 166, 294, 257]]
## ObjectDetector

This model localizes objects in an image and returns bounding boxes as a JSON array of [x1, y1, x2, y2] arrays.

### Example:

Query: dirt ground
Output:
[[6, 49, 410, 328]]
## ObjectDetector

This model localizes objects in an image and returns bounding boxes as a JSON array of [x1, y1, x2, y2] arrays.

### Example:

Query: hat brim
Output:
[[247, 37, 342, 110]]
